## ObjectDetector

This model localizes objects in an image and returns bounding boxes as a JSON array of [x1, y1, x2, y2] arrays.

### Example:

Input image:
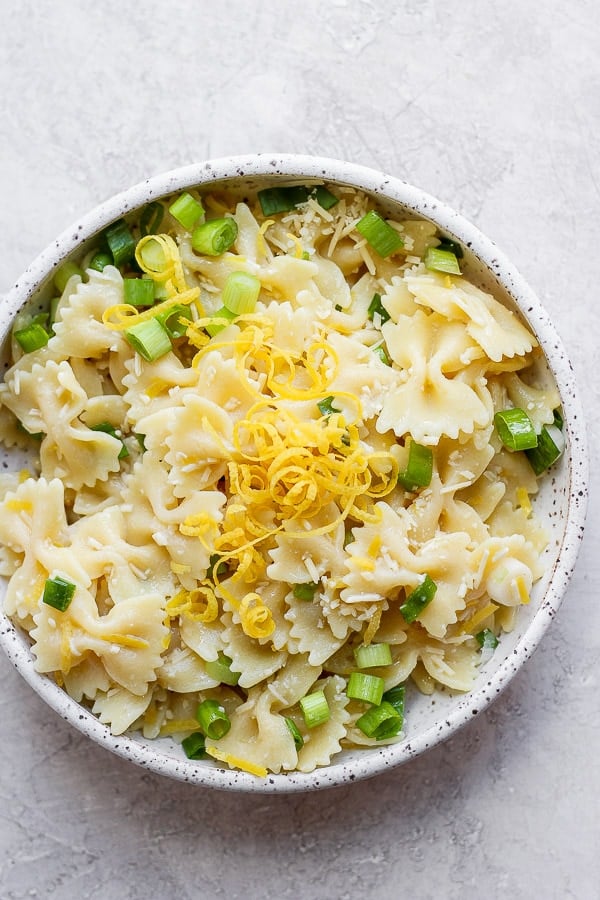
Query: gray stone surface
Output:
[[0, 1, 598, 897]]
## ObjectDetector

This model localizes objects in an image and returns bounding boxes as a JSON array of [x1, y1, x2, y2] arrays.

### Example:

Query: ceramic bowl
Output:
[[0, 155, 588, 792]]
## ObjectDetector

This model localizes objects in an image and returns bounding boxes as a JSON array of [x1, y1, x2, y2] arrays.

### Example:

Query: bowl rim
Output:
[[0, 153, 589, 792]]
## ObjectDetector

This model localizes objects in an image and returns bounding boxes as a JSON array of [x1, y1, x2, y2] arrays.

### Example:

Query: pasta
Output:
[[0, 182, 563, 776]]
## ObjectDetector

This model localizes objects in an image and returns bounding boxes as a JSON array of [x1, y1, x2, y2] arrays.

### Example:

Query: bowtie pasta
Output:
[[0, 182, 563, 776]]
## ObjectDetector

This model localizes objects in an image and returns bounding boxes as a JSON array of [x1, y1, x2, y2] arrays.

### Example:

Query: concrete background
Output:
[[0, 1, 598, 897]]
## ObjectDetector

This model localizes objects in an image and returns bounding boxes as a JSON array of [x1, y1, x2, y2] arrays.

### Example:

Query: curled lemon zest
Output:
[[205, 746, 268, 778], [166, 586, 219, 623], [100, 633, 150, 650], [103, 287, 201, 331], [239, 592, 275, 639]]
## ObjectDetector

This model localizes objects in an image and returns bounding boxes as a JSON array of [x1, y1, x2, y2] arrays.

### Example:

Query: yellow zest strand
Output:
[[239, 592, 275, 639], [5, 498, 33, 513], [461, 602, 499, 634], [363, 607, 383, 645], [100, 633, 150, 650], [135, 234, 188, 293], [516, 487, 532, 516], [515, 576, 531, 605], [286, 232, 304, 258], [159, 719, 203, 736], [19, 469, 33, 483], [257, 219, 276, 257], [103, 287, 201, 331], [166, 586, 219, 623], [205, 746, 268, 778]]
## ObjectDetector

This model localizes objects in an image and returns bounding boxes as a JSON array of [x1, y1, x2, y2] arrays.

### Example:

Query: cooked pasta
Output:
[[0, 182, 562, 775]]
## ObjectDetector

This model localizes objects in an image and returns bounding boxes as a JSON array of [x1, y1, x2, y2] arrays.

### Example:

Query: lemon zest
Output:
[[363, 607, 382, 645], [5, 498, 32, 513], [515, 576, 531, 605], [516, 487, 532, 515], [166, 586, 219, 623], [239, 592, 275, 639], [462, 602, 499, 633], [103, 287, 201, 331], [100, 633, 150, 650], [19, 469, 33, 483], [205, 746, 268, 778], [286, 232, 304, 258], [159, 719, 202, 736]]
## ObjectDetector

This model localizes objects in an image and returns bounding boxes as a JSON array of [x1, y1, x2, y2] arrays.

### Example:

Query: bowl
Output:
[[0, 155, 588, 792]]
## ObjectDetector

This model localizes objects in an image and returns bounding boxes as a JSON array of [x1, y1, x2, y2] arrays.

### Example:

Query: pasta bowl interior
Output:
[[0, 155, 587, 793]]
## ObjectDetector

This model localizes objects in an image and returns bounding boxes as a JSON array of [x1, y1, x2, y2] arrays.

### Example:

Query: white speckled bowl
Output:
[[0, 155, 588, 792]]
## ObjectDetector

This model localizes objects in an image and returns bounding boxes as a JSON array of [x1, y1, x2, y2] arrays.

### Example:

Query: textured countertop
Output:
[[0, 2, 598, 898]]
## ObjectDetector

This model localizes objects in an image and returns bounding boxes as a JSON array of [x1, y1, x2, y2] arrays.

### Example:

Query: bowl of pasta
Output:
[[0, 155, 587, 792]]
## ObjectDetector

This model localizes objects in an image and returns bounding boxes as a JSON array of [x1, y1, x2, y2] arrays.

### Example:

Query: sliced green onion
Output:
[[367, 292, 391, 325], [139, 201, 164, 237], [124, 317, 172, 362], [382, 683, 405, 720], [196, 699, 231, 740], [293, 582, 318, 602], [400, 574, 437, 623], [205, 306, 237, 337], [137, 235, 167, 273], [14, 322, 50, 353], [314, 186, 339, 210], [54, 261, 84, 294], [373, 345, 391, 365], [206, 553, 228, 581], [299, 689, 330, 728], [135, 433, 146, 452], [181, 731, 206, 760], [526, 424, 565, 475], [436, 237, 464, 259], [90, 422, 129, 459], [343, 530, 355, 548], [317, 395, 341, 417], [355, 701, 402, 740], [222, 271, 261, 314], [49, 296, 61, 328], [105, 219, 136, 267], [155, 303, 193, 339], [424, 246, 461, 275], [284, 716, 304, 750], [353, 643, 392, 669], [301, 250, 311, 261], [476, 628, 499, 650], [553, 407, 564, 430], [17, 421, 44, 441], [43, 575, 76, 612], [89, 252, 113, 273], [169, 191, 204, 231], [398, 440, 433, 491], [123, 277, 155, 307], [257, 185, 310, 216], [347, 672, 385, 706], [356, 210, 403, 258], [494, 408, 538, 452], [192, 218, 238, 256], [145, 274, 169, 302], [205, 652, 241, 686]]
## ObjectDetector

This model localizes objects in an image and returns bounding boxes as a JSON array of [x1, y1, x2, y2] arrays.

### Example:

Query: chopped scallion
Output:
[[191, 217, 238, 256], [123, 317, 172, 362], [373, 345, 391, 365], [400, 574, 437, 623], [222, 271, 261, 314], [293, 582, 318, 602], [195, 699, 231, 740], [206, 553, 228, 581], [154, 303, 193, 339], [436, 237, 464, 259], [105, 219, 136, 267], [494, 408, 538, 452], [355, 701, 403, 740], [317, 395, 340, 417], [284, 716, 304, 750], [90, 422, 129, 459], [139, 201, 164, 237], [43, 575, 76, 612], [205, 652, 241, 686], [299, 689, 330, 728], [89, 252, 113, 273], [398, 440, 433, 491], [526, 424, 565, 475], [123, 277, 155, 307], [169, 192, 204, 231], [553, 407, 564, 430], [476, 628, 499, 650], [14, 322, 50, 353], [347, 672, 385, 706], [424, 246, 461, 275], [382, 683, 405, 720], [353, 643, 392, 669], [314, 185, 339, 210], [356, 210, 404, 258], [257, 185, 310, 216], [54, 261, 84, 294], [367, 292, 391, 325], [205, 306, 237, 337], [181, 731, 206, 760]]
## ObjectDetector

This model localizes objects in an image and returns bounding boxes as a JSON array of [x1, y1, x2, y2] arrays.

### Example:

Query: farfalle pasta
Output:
[[0, 182, 563, 776]]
